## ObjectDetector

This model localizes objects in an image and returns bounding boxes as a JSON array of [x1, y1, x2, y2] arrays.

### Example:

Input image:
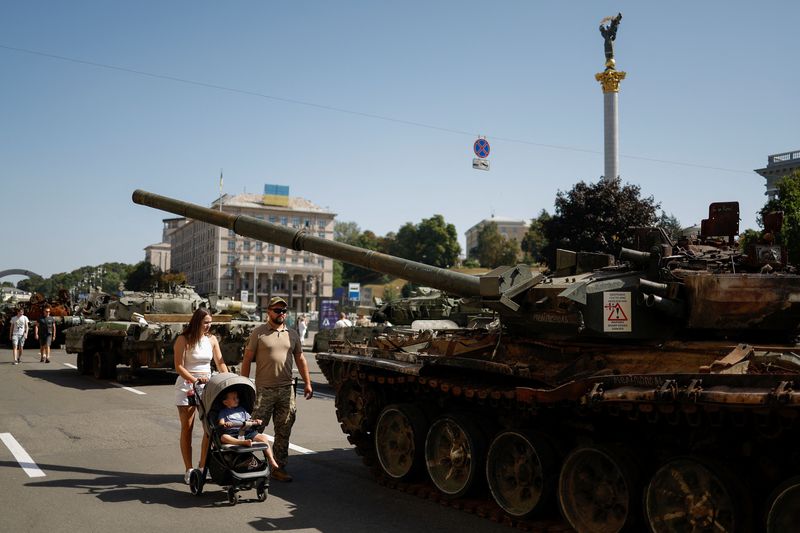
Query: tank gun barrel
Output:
[[132, 190, 482, 297]]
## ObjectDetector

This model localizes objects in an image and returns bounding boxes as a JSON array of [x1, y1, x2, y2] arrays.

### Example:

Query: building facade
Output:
[[755, 150, 800, 200], [465, 216, 531, 258], [167, 192, 336, 313]]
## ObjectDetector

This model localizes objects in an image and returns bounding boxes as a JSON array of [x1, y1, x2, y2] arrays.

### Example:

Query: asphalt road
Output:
[[0, 347, 505, 533]]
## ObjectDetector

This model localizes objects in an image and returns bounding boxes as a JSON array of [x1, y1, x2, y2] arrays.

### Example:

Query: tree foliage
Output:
[[474, 221, 520, 268], [521, 210, 551, 264], [18, 262, 136, 298], [657, 211, 683, 242], [766, 171, 800, 264], [542, 177, 659, 264], [332, 215, 461, 287]]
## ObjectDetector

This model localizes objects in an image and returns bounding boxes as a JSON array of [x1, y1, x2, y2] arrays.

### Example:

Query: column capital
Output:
[[595, 69, 627, 93]]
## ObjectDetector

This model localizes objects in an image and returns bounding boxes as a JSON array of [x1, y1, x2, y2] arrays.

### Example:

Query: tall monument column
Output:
[[595, 14, 626, 181]]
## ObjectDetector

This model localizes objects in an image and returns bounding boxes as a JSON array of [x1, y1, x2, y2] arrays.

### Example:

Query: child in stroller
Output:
[[218, 389, 280, 469], [188, 372, 274, 504]]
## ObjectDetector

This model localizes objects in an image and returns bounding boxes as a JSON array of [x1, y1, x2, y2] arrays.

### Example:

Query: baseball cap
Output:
[[268, 296, 287, 308]]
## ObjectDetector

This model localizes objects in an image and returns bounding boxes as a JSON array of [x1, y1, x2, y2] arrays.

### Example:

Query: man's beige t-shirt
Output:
[[246, 323, 302, 388]]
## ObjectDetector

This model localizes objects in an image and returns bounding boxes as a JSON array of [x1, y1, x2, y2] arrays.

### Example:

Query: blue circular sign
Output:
[[474, 138, 490, 159]]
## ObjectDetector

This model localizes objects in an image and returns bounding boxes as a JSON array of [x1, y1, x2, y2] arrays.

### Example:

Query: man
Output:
[[241, 297, 313, 482], [334, 312, 352, 329], [10, 307, 29, 364], [34, 305, 57, 363]]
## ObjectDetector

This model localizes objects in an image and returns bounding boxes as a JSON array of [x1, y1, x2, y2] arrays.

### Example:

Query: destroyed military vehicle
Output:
[[65, 285, 258, 379], [134, 189, 800, 533]]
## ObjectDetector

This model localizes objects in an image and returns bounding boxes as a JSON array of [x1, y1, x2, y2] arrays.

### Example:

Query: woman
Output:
[[174, 307, 228, 483]]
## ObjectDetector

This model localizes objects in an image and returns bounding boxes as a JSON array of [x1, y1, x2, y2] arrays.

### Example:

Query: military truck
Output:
[[134, 190, 800, 532], [65, 286, 258, 379]]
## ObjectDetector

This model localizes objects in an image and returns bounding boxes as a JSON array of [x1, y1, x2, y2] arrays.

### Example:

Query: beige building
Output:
[[755, 149, 800, 200], [465, 216, 531, 258], [162, 191, 336, 313]]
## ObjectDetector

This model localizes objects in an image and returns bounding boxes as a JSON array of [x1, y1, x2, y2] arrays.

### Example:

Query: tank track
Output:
[[319, 357, 800, 532]]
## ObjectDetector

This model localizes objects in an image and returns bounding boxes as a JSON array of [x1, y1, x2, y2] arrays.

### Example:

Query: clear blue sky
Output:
[[2, 1, 798, 282]]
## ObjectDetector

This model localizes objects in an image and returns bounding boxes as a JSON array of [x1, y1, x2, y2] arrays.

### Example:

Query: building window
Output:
[[243, 241, 250, 250], [268, 243, 275, 252], [318, 219, 326, 229], [280, 216, 288, 226], [318, 232, 325, 238], [228, 255, 235, 264], [279, 257, 286, 264], [226, 282, 234, 291], [304, 218, 310, 227], [255, 242, 262, 251], [268, 256, 274, 263], [228, 229, 235, 237], [292, 257, 298, 264], [227, 240, 235, 250], [291, 216, 300, 227], [269, 215, 278, 223]]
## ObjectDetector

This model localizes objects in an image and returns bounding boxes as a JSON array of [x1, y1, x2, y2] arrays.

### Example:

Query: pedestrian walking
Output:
[[10, 307, 29, 364], [35, 305, 56, 363]]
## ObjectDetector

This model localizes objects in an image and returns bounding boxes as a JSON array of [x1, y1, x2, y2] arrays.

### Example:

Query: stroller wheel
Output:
[[227, 487, 239, 505], [256, 479, 268, 502], [189, 469, 204, 496]]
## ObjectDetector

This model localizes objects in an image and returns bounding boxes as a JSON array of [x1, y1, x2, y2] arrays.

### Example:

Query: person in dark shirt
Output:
[[34, 305, 56, 363]]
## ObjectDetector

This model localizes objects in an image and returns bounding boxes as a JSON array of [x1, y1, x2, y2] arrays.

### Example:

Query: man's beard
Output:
[[272, 315, 285, 325]]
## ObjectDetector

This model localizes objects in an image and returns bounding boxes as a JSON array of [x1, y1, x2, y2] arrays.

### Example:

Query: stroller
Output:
[[188, 372, 271, 505]]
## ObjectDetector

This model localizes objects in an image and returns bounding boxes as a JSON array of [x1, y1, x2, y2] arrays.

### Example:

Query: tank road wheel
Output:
[[765, 476, 800, 533], [334, 380, 380, 436], [92, 351, 117, 380], [92, 351, 104, 379], [644, 457, 749, 533], [375, 404, 428, 481], [486, 431, 558, 518], [558, 445, 639, 533], [424, 414, 486, 498], [76, 353, 92, 375]]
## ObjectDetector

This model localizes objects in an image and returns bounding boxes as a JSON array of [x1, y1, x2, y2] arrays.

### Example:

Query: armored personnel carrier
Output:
[[134, 190, 800, 533], [65, 285, 258, 379]]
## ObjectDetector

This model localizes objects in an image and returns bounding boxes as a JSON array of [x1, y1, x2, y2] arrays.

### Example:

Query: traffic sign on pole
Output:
[[473, 138, 490, 159]]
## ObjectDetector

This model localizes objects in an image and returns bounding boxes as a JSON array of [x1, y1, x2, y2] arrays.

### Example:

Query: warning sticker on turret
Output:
[[603, 291, 631, 332]]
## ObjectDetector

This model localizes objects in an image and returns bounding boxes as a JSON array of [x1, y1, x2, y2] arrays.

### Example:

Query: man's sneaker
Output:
[[271, 467, 293, 482], [12, 360, 18, 365], [184, 468, 194, 484]]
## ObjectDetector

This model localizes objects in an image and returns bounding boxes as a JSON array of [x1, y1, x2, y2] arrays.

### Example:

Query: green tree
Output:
[[390, 216, 460, 268], [521, 210, 551, 264], [542, 177, 659, 265], [125, 262, 157, 292], [475, 221, 520, 268], [333, 222, 390, 286], [657, 211, 683, 242], [769, 171, 800, 264]]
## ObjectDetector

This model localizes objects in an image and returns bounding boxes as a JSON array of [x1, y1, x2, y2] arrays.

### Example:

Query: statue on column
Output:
[[599, 13, 623, 66]]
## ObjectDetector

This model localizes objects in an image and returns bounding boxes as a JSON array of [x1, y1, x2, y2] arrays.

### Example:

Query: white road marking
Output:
[[110, 382, 146, 395], [0, 433, 46, 478], [264, 434, 316, 455], [63, 363, 77, 369]]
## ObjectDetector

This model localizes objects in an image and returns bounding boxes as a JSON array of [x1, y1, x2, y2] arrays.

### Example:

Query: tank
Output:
[[133, 190, 800, 532], [312, 286, 488, 352], [65, 285, 259, 379]]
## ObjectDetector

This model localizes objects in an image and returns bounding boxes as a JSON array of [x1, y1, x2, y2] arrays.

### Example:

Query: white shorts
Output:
[[174, 374, 208, 406]]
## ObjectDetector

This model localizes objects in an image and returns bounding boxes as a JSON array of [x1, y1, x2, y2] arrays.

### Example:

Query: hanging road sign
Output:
[[473, 158, 490, 171], [473, 138, 490, 159]]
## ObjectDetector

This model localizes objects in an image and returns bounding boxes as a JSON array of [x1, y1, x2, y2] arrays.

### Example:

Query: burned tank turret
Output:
[[134, 190, 800, 533]]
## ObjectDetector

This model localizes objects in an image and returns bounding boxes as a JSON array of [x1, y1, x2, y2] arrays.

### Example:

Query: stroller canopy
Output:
[[200, 372, 257, 436]]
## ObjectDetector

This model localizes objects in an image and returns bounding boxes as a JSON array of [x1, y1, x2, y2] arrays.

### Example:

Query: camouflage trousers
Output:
[[253, 385, 296, 468]]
